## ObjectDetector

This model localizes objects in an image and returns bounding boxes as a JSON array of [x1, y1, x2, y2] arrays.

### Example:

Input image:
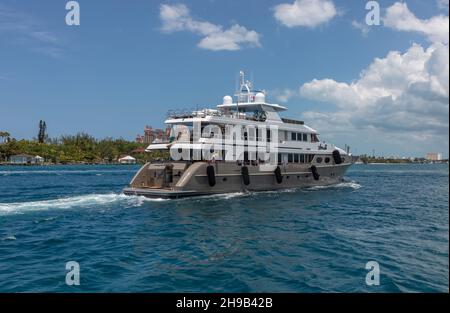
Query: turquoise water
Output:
[[0, 164, 448, 292]]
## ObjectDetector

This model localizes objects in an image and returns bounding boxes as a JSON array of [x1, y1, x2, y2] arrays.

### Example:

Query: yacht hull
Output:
[[122, 161, 353, 199]]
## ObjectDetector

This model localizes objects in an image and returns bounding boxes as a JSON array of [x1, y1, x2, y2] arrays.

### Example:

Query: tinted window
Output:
[[291, 132, 296, 141]]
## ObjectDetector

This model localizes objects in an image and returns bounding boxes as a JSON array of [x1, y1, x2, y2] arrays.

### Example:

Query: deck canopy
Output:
[[146, 143, 170, 151], [217, 102, 287, 112]]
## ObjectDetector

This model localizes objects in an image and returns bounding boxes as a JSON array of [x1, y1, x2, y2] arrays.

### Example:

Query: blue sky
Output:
[[0, 0, 448, 157]]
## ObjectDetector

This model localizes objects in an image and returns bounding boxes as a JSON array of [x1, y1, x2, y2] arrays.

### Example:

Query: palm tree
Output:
[[0, 131, 10, 143]]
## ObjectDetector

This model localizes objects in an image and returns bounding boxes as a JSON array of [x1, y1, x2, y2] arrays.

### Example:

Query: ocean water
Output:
[[0, 164, 448, 292]]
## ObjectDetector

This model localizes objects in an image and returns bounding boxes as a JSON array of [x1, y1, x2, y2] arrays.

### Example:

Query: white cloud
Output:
[[351, 20, 370, 37], [159, 4, 261, 51], [299, 43, 449, 144], [271, 88, 297, 103], [273, 0, 337, 28], [299, 3, 450, 155], [384, 2, 449, 44]]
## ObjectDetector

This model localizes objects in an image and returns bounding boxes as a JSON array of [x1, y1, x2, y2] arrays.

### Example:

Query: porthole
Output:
[[316, 157, 323, 163], [325, 157, 330, 163]]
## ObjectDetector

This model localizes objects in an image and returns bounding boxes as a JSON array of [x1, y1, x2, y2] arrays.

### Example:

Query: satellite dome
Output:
[[223, 95, 232, 105], [255, 92, 265, 103]]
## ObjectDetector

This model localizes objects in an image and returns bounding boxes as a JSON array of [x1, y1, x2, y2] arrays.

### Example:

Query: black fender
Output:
[[332, 150, 342, 165], [206, 165, 216, 187], [310, 165, 320, 181], [274, 166, 283, 184], [241, 166, 250, 186]]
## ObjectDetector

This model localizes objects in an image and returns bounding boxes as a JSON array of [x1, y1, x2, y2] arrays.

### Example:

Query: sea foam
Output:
[[0, 193, 165, 215]]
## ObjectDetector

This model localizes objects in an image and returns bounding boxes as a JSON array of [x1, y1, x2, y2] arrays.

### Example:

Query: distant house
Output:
[[9, 154, 33, 164], [118, 155, 136, 164], [32, 155, 45, 164], [9, 154, 45, 165]]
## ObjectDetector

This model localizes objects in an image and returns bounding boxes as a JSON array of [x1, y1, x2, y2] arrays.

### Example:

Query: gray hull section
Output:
[[123, 161, 353, 199]]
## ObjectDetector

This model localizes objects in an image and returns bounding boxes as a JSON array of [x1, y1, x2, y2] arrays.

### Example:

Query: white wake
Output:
[[0, 193, 166, 215]]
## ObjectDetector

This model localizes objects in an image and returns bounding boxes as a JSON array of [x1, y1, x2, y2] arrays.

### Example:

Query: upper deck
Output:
[[165, 71, 317, 134]]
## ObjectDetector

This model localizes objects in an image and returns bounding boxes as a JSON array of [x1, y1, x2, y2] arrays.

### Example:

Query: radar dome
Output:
[[223, 95, 233, 105], [255, 92, 265, 103]]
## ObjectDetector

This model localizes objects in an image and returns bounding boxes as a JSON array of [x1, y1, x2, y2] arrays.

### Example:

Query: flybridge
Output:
[[166, 71, 287, 123]]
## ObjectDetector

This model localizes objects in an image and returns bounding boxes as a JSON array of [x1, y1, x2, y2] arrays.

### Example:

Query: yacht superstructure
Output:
[[123, 72, 353, 198]]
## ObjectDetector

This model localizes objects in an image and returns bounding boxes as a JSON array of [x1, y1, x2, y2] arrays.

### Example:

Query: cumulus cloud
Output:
[[159, 3, 261, 51], [384, 2, 449, 44], [299, 43, 449, 140], [273, 0, 337, 28], [271, 88, 297, 103]]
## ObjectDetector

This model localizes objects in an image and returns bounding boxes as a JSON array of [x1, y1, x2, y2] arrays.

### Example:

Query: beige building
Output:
[[426, 152, 442, 161], [136, 125, 170, 144]]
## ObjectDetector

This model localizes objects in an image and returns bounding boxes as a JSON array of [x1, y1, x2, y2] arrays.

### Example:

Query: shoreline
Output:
[[0, 163, 142, 166]]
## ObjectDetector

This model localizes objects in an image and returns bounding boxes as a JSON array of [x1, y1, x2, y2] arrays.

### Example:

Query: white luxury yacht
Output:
[[123, 72, 353, 198]]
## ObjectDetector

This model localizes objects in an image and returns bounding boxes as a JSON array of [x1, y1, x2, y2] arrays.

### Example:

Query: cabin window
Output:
[[300, 154, 305, 163], [303, 133, 308, 141], [278, 153, 282, 165], [291, 132, 296, 141], [294, 154, 299, 163], [316, 157, 323, 163], [308, 154, 315, 162], [267, 129, 271, 142], [325, 157, 330, 163], [288, 154, 293, 163]]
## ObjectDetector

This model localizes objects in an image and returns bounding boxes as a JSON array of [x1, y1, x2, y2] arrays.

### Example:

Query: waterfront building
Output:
[[426, 153, 442, 161]]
